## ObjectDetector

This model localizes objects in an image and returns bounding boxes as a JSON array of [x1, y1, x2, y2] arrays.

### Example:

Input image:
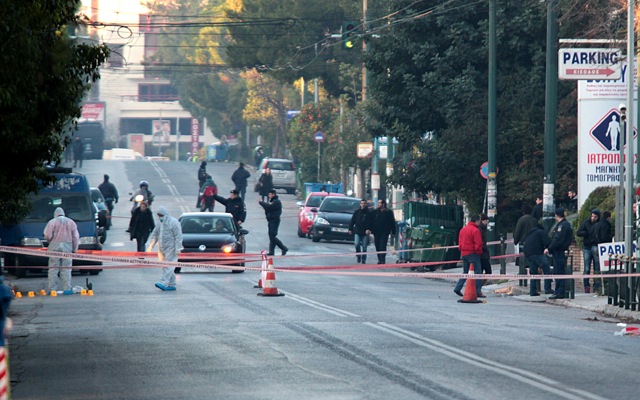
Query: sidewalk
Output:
[[448, 260, 640, 323]]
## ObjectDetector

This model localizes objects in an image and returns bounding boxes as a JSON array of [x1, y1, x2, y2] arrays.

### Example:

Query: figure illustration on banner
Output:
[[605, 114, 620, 151]]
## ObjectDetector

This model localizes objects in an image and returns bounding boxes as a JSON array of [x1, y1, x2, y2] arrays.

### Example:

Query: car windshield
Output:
[[91, 189, 104, 203], [26, 193, 94, 222], [319, 199, 360, 213], [306, 195, 325, 208], [180, 216, 235, 234]]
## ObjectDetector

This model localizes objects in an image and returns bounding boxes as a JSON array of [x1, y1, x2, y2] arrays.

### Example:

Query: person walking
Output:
[[259, 190, 288, 256], [372, 199, 396, 264], [43, 207, 79, 293], [196, 161, 207, 208], [199, 174, 218, 212], [128, 201, 155, 252], [98, 174, 119, 226], [147, 206, 183, 291], [72, 136, 84, 168], [258, 168, 274, 202], [213, 189, 247, 229], [576, 209, 601, 293], [478, 213, 492, 287], [544, 208, 574, 300], [349, 199, 374, 264], [453, 215, 484, 298], [523, 224, 553, 296], [231, 162, 251, 199]]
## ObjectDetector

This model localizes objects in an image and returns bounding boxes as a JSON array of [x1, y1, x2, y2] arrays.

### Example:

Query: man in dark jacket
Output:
[[72, 136, 84, 168], [259, 190, 288, 256], [349, 199, 373, 264], [596, 211, 613, 244], [524, 224, 552, 296], [372, 199, 396, 264], [98, 174, 119, 223], [231, 162, 251, 199], [213, 189, 247, 229], [197, 161, 207, 208], [577, 209, 601, 293], [128, 201, 155, 252], [478, 213, 492, 287], [454, 215, 484, 297], [544, 208, 574, 299], [513, 205, 538, 273]]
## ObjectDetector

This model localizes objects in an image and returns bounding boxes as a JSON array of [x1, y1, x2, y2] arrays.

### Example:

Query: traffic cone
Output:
[[257, 258, 284, 297], [254, 252, 268, 288], [458, 263, 482, 304]]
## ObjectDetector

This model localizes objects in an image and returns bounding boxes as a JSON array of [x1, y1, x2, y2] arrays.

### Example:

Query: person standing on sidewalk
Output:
[[513, 204, 538, 273], [147, 206, 183, 291], [349, 199, 374, 264], [259, 190, 288, 256], [453, 215, 484, 298], [524, 224, 553, 296], [372, 199, 396, 264], [576, 209, 601, 293], [43, 207, 79, 293], [544, 208, 574, 300], [478, 213, 492, 288]]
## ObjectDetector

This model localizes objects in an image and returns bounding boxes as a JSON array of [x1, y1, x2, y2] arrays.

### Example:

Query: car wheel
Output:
[[12, 256, 27, 278], [89, 269, 101, 276], [312, 233, 321, 243], [285, 188, 295, 194], [297, 227, 305, 238], [174, 267, 182, 274]]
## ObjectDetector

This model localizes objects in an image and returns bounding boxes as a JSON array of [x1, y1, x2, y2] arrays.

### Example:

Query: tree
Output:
[[0, 1, 109, 224], [365, 0, 605, 217]]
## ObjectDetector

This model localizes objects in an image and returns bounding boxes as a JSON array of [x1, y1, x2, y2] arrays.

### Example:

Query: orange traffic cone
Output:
[[257, 258, 284, 297], [255, 251, 268, 288], [458, 263, 482, 304]]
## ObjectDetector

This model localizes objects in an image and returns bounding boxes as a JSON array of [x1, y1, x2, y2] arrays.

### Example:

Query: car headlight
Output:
[[221, 244, 234, 253], [305, 212, 315, 221], [79, 236, 97, 245], [315, 217, 330, 225], [21, 237, 43, 247]]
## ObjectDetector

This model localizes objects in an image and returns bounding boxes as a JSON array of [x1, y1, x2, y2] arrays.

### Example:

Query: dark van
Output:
[[0, 167, 103, 277]]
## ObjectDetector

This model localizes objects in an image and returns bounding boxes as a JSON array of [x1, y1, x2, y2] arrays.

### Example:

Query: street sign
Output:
[[480, 162, 499, 180], [314, 131, 325, 143], [558, 48, 621, 80], [357, 142, 373, 158]]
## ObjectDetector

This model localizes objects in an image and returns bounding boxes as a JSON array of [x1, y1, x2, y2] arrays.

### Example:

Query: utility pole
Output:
[[487, 0, 497, 241], [543, 0, 558, 231], [624, 0, 635, 262], [363, 0, 378, 204]]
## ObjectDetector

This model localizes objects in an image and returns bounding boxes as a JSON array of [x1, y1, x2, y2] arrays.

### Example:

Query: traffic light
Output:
[[342, 21, 358, 50]]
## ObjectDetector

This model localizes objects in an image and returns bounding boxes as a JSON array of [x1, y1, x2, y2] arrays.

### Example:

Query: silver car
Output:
[[258, 158, 297, 194]]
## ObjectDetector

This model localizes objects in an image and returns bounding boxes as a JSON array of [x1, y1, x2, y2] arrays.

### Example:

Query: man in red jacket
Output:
[[453, 215, 485, 298]]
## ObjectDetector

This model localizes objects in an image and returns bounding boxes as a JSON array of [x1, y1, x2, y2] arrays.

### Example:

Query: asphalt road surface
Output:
[[5, 160, 638, 400]]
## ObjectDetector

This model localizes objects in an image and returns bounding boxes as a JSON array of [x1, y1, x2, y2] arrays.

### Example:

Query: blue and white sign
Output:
[[559, 48, 621, 80], [314, 131, 325, 143], [598, 241, 637, 272]]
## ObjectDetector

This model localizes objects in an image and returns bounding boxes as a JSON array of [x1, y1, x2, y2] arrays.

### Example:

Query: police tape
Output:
[[2, 245, 639, 281]]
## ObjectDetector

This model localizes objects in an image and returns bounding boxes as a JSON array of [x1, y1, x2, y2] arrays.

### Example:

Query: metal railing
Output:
[[607, 256, 639, 311]]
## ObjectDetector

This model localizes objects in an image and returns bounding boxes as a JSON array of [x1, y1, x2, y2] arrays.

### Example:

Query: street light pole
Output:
[[543, 0, 558, 231], [624, 0, 635, 262]]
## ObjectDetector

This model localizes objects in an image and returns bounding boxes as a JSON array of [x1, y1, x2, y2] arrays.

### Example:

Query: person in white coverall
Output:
[[44, 207, 79, 292], [146, 206, 183, 290]]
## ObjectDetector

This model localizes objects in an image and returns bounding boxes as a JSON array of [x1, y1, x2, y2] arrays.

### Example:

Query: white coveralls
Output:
[[146, 206, 183, 288], [43, 207, 80, 291]]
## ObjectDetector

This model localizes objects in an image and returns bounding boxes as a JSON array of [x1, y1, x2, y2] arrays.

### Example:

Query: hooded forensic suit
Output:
[[147, 206, 183, 288], [43, 207, 80, 291]]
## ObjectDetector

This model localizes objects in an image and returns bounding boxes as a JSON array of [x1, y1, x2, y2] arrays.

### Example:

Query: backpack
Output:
[[203, 185, 217, 197]]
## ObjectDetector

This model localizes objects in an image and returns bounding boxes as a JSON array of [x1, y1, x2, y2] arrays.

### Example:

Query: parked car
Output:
[[175, 212, 248, 273], [257, 158, 297, 194], [297, 192, 346, 238], [310, 196, 362, 243]]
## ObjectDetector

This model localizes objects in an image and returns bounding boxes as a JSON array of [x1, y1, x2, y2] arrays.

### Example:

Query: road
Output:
[[5, 160, 638, 400]]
